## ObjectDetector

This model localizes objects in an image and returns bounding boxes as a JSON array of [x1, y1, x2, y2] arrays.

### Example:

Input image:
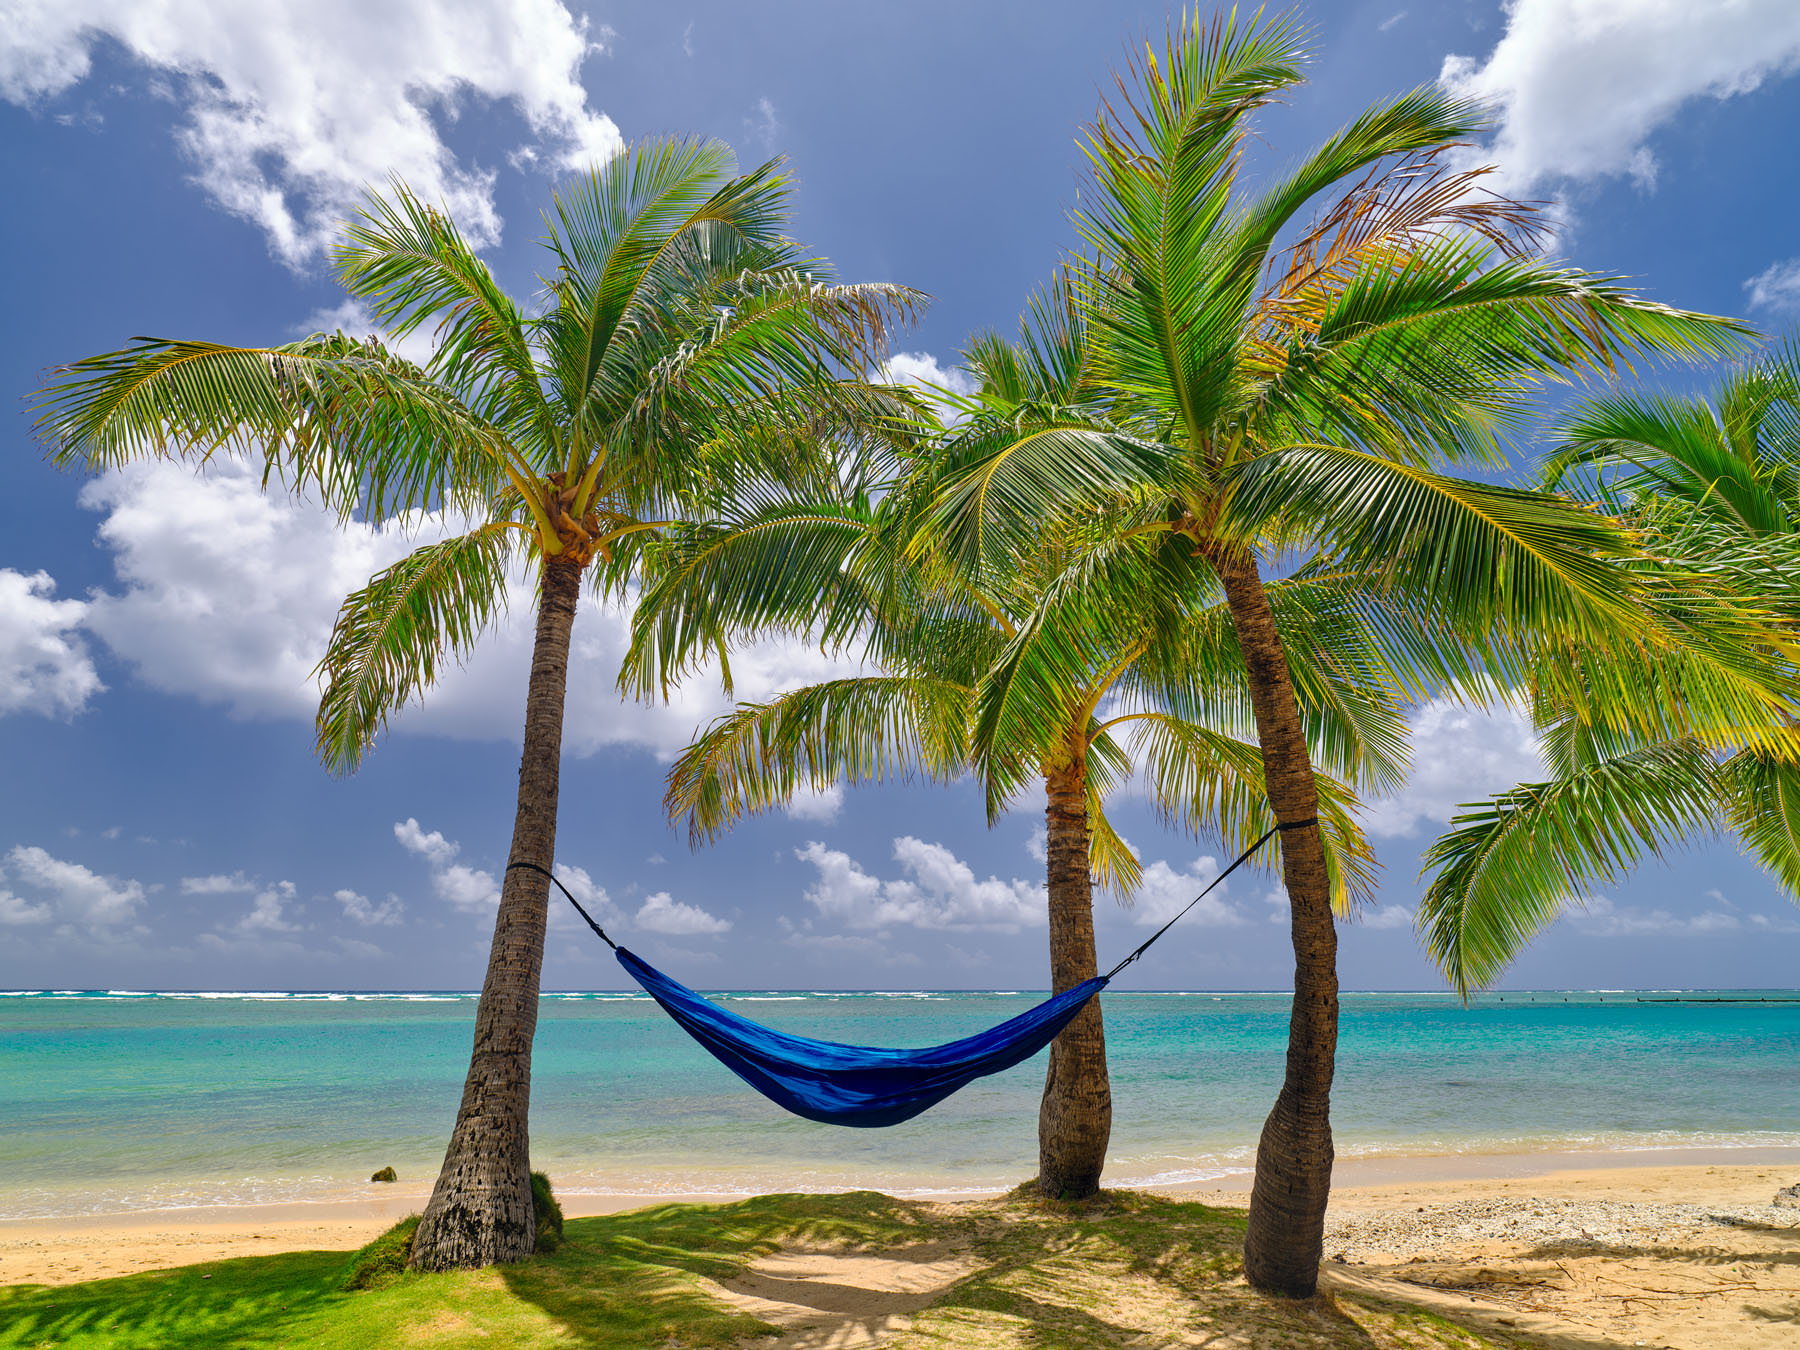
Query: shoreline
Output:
[[6, 1145, 1797, 1289]]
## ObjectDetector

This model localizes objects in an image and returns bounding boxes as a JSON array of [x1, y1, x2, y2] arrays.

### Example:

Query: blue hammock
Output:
[[619, 947, 1107, 1126], [510, 820, 1291, 1128]]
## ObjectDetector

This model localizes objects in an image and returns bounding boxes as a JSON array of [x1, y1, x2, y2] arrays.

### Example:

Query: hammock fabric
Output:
[[620, 947, 1106, 1126], [508, 818, 1302, 1127]]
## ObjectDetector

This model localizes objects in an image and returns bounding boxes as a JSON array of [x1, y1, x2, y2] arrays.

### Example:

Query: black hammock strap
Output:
[[509, 816, 1317, 978], [505, 860, 618, 950], [1101, 817, 1314, 979]]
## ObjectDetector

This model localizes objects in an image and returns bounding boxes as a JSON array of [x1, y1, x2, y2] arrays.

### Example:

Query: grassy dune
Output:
[[0, 1190, 1527, 1349]]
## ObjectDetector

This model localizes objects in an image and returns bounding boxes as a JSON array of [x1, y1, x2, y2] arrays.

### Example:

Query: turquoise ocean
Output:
[[3, 988, 1798, 1220]]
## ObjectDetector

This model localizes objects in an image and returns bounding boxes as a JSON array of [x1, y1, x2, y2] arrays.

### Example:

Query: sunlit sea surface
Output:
[[3, 987, 1798, 1218]]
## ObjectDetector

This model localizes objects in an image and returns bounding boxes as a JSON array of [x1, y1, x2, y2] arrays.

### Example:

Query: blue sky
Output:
[[3, 0, 1800, 992]]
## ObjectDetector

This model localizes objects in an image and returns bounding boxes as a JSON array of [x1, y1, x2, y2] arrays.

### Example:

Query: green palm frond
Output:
[[624, 501, 881, 700], [664, 676, 971, 844], [34, 334, 512, 523], [1086, 802, 1144, 897], [1121, 712, 1376, 910], [314, 524, 517, 774], [336, 183, 550, 448], [1417, 739, 1721, 994], [1216, 444, 1640, 641], [1719, 746, 1800, 897]]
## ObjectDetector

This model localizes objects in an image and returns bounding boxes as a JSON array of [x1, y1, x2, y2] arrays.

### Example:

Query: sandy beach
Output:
[[6, 1151, 1796, 1348]]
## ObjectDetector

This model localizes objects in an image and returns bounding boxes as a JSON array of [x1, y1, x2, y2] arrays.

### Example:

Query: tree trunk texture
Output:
[[1036, 745, 1112, 1199], [1211, 546, 1339, 1298], [408, 557, 584, 1271]]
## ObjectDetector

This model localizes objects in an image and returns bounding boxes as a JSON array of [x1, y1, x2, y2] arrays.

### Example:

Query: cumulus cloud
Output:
[[785, 783, 844, 824], [0, 569, 101, 718], [1, 845, 144, 930], [0, 890, 52, 925], [181, 872, 256, 894], [881, 351, 978, 421], [797, 837, 1044, 931], [1025, 826, 1048, 864], [335, 888, 404, 927], [227, 880, 301, 935], [634, 891, 732, 935], [393, 818, 459, 869], [393, 821, 727, 936], [1745, 258, 1800, 314], [1363, 696, 1544, 839], [1441, 0, 1800, 194], [295, 299, 440, 367], [0, 0, 623, 266], [395, 818, 497, 914], [1566, 894, 1747, 937], [1130, 854, 1246, 928], [71, 458, 853, 761], [1356, 903, 1416, 931]]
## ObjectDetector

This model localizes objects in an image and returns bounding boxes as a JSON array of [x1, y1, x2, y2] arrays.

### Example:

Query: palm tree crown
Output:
[[1418, 345, 1800, 994], [33, 136, 923, 1269]]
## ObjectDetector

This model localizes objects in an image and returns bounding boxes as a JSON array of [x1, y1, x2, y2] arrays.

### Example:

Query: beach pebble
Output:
[[1324, 1196, 1796, 1264]]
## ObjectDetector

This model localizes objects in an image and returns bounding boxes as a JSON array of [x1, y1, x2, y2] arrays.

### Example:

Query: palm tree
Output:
[[628, 280, 1391, 1197], [1417, 347, 1800, 994], [32, 138, 922, 1270], [923, 12, 1750, 1293]]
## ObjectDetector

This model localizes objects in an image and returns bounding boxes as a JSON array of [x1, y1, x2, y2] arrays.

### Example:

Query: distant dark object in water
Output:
[[1442, 1080, 1476, 1088], [370, 1166, 397, 1183]]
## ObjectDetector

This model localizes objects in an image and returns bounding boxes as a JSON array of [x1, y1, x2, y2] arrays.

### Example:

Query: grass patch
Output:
[[341, 1215, 419, 1291], [0, 1189, 1539, 1349], [530, 1171, 563, 1253]]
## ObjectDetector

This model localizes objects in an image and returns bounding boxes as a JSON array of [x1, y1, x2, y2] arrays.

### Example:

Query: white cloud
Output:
[[1442, 0, 1800, 194], [743, 96, 780, 150], [0, 890, 52, 925], [1130, 854, 1245, 928], [797, 837, 1045, 931], [0, 0, 623, 266], [550, 862, 625, 932], [882, 351, 977, 400], [1356, 903, 1416, 931], [335, 887, 404, 927], [229, 881, 300, 935], [434, 863, 500, 915], [1025, 825, 1048, 864], [785, 783, 844, 823], [1363, 696, 1544, 838], [1378, 10, 1407, 32], [634, 891, 731, 935], [2, 845, 144, 930], [0, 569, 101, 718], [394, 817, 496, 913], [181, 872, 256, 894], [394, 818, 459, 868], [295, 299, 439, 368], [1745, 258, 1800, 314], [73, 458, 854, 761], [1566, 894, 1744, 937]]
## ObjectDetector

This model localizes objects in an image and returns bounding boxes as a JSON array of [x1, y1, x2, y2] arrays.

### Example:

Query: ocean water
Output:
[[2, 988, 1798, 1219]]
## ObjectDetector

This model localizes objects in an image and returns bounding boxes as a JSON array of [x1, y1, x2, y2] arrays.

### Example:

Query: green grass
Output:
[[0, 1190, 1535, 1349]]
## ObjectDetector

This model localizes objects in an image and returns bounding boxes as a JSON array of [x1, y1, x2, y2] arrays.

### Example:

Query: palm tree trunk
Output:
[[1036, 741, 1111, 1198], [1210, 545, 1337, 1298], [409, 556, 584, 1271]]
